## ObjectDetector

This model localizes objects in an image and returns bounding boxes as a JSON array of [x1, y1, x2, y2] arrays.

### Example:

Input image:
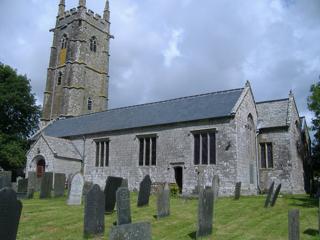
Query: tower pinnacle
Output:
[[103, 0, 110, 21], [79, 0, 86, 7], [58, 0, 65, 17]]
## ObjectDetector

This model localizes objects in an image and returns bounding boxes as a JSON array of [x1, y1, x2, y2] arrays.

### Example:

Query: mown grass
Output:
[[17, 193, 319, 240]]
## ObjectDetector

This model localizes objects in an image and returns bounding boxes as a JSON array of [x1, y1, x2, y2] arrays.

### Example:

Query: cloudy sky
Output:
[[1, 0, 319, 128]]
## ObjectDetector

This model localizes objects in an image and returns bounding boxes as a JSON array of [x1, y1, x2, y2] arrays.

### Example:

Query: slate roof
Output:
[[43, 88, 244, 138], [43, 135, 82, 160], [256, 99, 289, 129]]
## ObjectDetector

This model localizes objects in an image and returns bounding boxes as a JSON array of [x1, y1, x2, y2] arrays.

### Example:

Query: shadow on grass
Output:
[[287, 196, 318, 208], [303, 228, 319, 236], [188, 231, 196, 239]]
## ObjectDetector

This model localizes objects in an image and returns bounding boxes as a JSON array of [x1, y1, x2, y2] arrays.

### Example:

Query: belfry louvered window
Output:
[[193, 130, 216, 165], [95, 139, 109, 167], [90, 36, 97, 52], [138, 135, 157, 166]]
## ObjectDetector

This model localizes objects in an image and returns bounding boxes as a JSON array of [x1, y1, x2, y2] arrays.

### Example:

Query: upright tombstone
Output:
[[197, 187, 214, 238], [104, 176, 123, 213], [109, 222, 151, 240], [84, 184, 105, 237], [288, 209, 300, 240], [67, 172, 84, 205], [137, 175, 152, 207], [270, 184, 282, 207], [27, 172, 37, 192], [212, 175, 219, 200], [234, 182, 241, 200], [17, 179, 28, 193], [157, 183, 170, 219], [40, 172, 53, 199], [0, 188, 23, 240], [0, 171, 12, 189], [264, 181, 275, 208], [54, 173, 66, 197], [116, 187, 132, 225]]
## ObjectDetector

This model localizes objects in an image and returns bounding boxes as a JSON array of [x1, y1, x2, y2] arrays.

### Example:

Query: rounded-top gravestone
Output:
[[67, 172, 84, 205]]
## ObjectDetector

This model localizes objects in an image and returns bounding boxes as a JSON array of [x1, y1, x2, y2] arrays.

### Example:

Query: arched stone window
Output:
[[88, 97, 93, 110], [90, 36, 97, 52], [57, 72, 63, 85], [61, 34, 68, 49]]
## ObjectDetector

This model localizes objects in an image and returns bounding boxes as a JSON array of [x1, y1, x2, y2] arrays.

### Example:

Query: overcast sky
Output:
[[0, 0, 319, 129]]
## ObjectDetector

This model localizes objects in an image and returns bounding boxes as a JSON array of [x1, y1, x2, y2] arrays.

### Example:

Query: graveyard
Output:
[[15, 192, 318, 240]]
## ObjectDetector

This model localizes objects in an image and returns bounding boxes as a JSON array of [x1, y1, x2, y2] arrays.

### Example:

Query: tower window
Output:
[[57, 72, 62, 85], [90, 37, 97, 52], [88, 97, 93, 110], [61, 34, 68, 49]]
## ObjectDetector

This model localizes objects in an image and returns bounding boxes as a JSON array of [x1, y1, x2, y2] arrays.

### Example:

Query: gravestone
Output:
[[67, 173, 74, 197], [137, 175, 152, 207], [40, 172, 53, 199], [27, 188, 34, 199], [196, 187, 214, 238], [84, 184, 105, 237], [104, 176, 123, 213], [67, 172, 84, 205], [121, 178, 128, 188], [109, 222, 151, 240], [157, 183, 170, 219], [0, 171, 12, 189], [17, 179, 28, 193], [234, 182, 241, 200], [212, 175, 219, 200], [27, 172, 38, 192], [116, 187, 131, 225], [54, 173, 66, 197], [270, 184, 282, 207], [0, 188, 23, 240], [288, 209, 300, 240], [264, 181, 275, 208], [83, 181, 93, 196]]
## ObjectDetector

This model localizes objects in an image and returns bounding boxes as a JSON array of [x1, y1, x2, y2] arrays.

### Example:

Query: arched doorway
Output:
[[36, 159, 46, 177], [174, 166, 183, 193]]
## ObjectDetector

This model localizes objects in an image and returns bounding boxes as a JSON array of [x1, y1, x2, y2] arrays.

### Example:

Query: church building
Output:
[[26, 0, 310, 196]]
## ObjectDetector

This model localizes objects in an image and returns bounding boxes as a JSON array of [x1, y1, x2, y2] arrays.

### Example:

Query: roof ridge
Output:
[[57, 87, 244, 121], [256, 98, 289, 104]]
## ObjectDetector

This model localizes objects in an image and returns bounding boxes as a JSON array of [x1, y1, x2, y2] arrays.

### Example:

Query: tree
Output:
[[0, 63, 40, 170], [307, 82, 320, 180]]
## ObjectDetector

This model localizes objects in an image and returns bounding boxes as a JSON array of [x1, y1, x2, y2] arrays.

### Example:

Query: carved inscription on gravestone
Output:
[[67, 173, 84, 205], [84, 184, 105, 237], [116, 187, 131, 225], [0, 188, 23, 240]]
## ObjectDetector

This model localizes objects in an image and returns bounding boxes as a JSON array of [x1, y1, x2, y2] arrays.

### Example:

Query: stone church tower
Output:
[[42, 0, 112, 123]]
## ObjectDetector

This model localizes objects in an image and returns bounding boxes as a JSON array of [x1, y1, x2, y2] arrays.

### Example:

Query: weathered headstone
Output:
[[288, 209, 300, 240], [197, 187, 214, 238], [17, 179, 28, 193], [234, 182, 241, 200], [157, 183, 170, 219], [109, 222, 151, 240], [67, 172, 84, 205], [84, 184, 105, 237], [83, 181, 93, 196], [104, 176, 123, 213], [27, 188, 34, 199], [264, 181, 275, 208], [27, 172, 38, 192], [212, 175, 219, 200], [121, 178, 128, 188], [116, 187, 131, 225], [270, 184, 282, 207], [137, 175, 152, 207], [0, 171, 12, 189], [0, 188, 23, 240], [40, 172, 53, 199], [54, 173, 66, 197]]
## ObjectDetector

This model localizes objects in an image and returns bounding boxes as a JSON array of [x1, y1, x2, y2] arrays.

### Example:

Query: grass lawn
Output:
[[17, 193, 319, 240]]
